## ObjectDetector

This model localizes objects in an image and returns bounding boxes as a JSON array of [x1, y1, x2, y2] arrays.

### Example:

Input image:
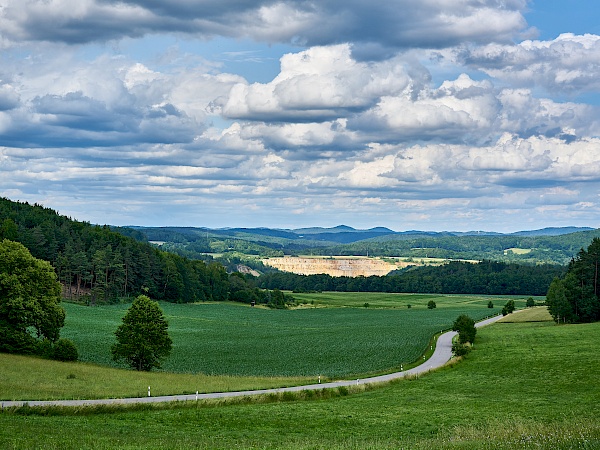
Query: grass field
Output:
[[1, 320, 598, 449], [291, 291, 529, 309], [0, 353, 310, 401], [58, 294, 511, 378], [498, 306, 553, 322]]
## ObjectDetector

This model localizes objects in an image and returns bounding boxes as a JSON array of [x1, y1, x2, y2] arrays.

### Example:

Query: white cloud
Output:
[[221, 44, 411, 121], [0, 1, 529, 56], [460, 33, 600, 94], [1, 2, 599, 231]]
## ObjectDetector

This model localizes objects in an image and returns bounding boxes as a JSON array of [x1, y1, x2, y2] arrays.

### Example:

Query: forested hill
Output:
[[0, 198, 229, 304]]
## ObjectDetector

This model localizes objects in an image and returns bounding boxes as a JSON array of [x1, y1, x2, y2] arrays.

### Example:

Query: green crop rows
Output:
[[61, 293, 510, 378]]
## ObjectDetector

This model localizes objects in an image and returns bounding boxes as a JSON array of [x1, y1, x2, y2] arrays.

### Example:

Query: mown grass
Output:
[[2, 321, 598, 449], [60, 296, 504, 378], [498, 306, 553, 322]]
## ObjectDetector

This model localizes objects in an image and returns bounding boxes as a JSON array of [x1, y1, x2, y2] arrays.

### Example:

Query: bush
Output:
[[53, 338, 79, 362], [452, 342, 471, 357], [526, 297, 535, 307], [37, 339, 55, 359], [427, 300, 436, 309], [487, 300, 494, 308]]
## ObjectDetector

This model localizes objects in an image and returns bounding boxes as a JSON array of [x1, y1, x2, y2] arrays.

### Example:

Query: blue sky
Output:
[[0, 0, 599, 232]]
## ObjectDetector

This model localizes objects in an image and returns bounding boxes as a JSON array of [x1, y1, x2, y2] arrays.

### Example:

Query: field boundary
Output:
[[1, 314, 504, 409]]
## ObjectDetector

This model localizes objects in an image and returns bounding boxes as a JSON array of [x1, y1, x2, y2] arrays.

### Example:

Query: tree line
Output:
[[257, 260, 565, 296], [0, 198, 229, 304], [546, 238, 600, 323]]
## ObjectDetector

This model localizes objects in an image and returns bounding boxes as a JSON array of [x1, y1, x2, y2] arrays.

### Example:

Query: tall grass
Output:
[[0, 353, 310, 401]]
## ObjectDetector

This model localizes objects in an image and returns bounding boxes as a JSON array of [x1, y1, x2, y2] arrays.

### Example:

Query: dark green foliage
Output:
[[53, 338, 78, 362], [546, 277, 574, 323], [427, 300, 436, 309], [0, 239, 65, 355], [0, 197, 230, 305], [501, 299, 515, 316], [451, 342, 471, 356], [487, 300, 494, 308], [526, 297, 535, 307], [452, 314, 476, 344], [258, 260, 564, 296], [111, 295, 172, 371], [546, 238, 600, 323]]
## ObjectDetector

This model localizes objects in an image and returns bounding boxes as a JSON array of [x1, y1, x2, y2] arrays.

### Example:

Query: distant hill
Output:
[[128, 224, 600, 265], [510, 227, 595, 236]]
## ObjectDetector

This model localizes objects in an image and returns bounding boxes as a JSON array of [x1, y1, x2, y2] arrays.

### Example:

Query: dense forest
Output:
[[0, 198, 229, 304], [258, 260, 565, 296], [546, 238, 600, 323]]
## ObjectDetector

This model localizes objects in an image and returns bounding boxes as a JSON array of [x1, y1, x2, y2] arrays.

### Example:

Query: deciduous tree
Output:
[[111, 295, 172, 371], [0, 239, 65, 354], [452, 314, 477, 344]]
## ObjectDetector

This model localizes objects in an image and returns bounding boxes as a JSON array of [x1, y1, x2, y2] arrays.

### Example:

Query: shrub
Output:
[[53, 338, 79, 362], [487, 301, 494, 308], [37, 339, 55, 359], [427, 300, 436, 309], [452, 342, 471, 357]]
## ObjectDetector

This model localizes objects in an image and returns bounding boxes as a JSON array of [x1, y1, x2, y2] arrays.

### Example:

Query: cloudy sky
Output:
[[1, 1, 599, 232]]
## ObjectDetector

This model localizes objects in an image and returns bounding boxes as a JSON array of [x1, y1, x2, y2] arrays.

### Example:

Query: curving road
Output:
[[1, 314, 504, 409]]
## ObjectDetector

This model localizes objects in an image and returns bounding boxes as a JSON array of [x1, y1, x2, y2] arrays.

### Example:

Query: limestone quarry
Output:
[[262, 256, 414, 277]]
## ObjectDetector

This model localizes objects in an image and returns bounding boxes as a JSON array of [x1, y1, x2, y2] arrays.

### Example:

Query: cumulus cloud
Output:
[[459, 33, 600, 94], [1, 1, 600, 231], [0, 0, 529, 56], [220, 44, 412, 122], [350, 74, 500, 143]]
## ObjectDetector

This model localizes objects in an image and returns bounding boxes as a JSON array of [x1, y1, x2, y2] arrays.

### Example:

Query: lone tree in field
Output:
[[502, 299, 515, 316], [111, 295, 172, 371], [0, 239, 66, 355], [452, 314, 477, 344]]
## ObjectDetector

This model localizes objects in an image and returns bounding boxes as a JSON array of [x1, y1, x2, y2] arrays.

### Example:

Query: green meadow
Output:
[[1, 320, 599, 449]]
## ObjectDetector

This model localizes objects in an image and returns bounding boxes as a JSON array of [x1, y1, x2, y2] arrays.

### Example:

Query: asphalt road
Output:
[[1, 313, 505, 409]]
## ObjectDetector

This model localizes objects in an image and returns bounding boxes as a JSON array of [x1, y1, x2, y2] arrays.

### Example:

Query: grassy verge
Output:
[[2, 321, 599, 449], [0, 353, 311, 401]]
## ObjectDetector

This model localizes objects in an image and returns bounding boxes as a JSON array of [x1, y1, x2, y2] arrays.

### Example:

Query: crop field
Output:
[[59, 293, 516, 378], [291, 291, 530, 309]]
